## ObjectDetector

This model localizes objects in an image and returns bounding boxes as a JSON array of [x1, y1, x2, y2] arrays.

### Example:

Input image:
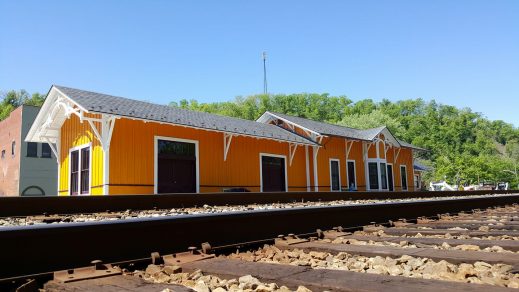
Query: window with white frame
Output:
[[347, 160, 357, 190], [368, 162, 379, 190], [70, 145, 91, 195], [400, 165, 408, 191], [329, 159, 341, 191], [380, 162, 388, 190], [414, 174, 420, 189]]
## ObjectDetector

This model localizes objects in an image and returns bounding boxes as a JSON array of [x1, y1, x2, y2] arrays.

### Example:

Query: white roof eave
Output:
[[25, 85, 87, 143]]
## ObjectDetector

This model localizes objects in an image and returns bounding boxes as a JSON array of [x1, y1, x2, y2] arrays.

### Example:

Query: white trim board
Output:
[[154, 136, 200, 194], [329, 158, 341, 191], [257, 111, 321, 137], [305, 145, 310, 192], [259, 152, 288, 192]]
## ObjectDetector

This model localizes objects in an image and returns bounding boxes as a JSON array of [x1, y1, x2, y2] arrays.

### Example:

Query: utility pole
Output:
[[262, 51, 268, 95]]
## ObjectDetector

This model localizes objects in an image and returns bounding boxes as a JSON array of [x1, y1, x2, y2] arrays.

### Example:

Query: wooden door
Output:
[[157, 140, 196, 193], [261, 156, 286, 192]]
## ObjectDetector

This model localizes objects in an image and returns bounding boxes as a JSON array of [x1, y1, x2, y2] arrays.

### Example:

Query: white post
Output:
[[412, 154, 416, 191], [99, 115, 116, 196], [363, 142, 369, 191], [305, 145, 310, 192], [56, 130, 61, 196], [101, 118, 109, 195], [313, 145, 319, 192]]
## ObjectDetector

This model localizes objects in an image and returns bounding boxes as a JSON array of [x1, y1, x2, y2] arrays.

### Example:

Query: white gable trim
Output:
[[257, 111, 322, 137]]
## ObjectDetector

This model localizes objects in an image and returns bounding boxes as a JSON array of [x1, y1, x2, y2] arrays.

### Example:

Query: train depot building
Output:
[[26, 85, 423, 195]]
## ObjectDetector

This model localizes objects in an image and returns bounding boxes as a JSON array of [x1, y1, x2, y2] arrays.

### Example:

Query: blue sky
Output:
[[1, 1, 518, 125]]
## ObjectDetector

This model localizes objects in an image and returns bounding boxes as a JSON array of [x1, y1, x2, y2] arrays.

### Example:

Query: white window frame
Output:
[[259, 153, 288, 192], [366, 158, 389, 191], [380, 161, 389, 191], [414, 173, 420, 189], [387, 163, 395, 191], [346, 159, 357, 190], [154, 136, 200, 194], [329, 158, 341, 191], [68, 143, 92, 196], [366, 159, 380, 191], [400, 164, 408, 191]]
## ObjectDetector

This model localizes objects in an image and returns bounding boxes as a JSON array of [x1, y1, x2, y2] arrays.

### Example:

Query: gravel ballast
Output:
[[228, 245, 519, 288], [132, 264, 309, 292]]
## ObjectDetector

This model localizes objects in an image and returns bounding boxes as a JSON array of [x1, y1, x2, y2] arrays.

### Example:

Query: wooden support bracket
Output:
[[223, 133, 234, 161], [289, 143, 298, 166]]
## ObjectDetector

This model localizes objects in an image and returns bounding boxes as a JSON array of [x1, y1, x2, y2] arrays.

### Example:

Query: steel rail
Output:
[[1, 194, 518, 279], [1, 190, 517, 217]]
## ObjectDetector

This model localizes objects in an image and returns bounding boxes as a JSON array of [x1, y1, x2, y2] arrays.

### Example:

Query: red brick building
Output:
[[0, 106, 22, 195]]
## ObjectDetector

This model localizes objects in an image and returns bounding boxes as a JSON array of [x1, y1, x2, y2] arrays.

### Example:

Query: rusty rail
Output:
[[1, 194, 518, 280], [1, 190, 517, 217]]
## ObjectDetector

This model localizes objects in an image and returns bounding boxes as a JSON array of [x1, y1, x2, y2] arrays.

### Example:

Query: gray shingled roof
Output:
[[54, 86, 316, 146], [266, 112, 384, 141], [265, 112, 425, 150], [414, 160, 432, 171], [397, 139, 427, 151]]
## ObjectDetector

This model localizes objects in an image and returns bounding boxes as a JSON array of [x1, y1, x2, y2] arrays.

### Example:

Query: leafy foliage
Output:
[[172, 94, 519, 188], [339, 109, 404, 137], [0, 90, 45, 120], [170, 93, 352, 122]]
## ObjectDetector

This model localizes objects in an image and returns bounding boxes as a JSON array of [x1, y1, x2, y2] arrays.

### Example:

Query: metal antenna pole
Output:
[[262, 51, 268, 94]]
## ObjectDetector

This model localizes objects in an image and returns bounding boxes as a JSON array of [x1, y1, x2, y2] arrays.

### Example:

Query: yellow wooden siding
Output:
[[57, 114, 416, 195], [58, 114, 104, 195], [394, 148, 415, 191], [314, 137, 346, 190], [108, 118, 309, 194], [346, 141, 366, 191]]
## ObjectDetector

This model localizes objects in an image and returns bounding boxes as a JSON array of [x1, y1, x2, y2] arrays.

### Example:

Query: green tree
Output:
[[0, 90, 46, 121], [339, 109, 404, 137]]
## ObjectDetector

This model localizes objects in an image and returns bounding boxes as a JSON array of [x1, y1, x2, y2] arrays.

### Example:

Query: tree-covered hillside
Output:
[[171, 94, 519, 187]]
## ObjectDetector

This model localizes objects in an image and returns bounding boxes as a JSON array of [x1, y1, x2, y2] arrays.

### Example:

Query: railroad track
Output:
[[3, 193, 519, 291], [1, 189, 515, 217], [1, 193, 514, 228]]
